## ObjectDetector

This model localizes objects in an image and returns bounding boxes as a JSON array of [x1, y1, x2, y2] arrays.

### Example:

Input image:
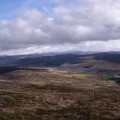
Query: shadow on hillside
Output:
[[107, 76, 120, 85], [115, 80, 120, 85], [0, 66, 19, 74]]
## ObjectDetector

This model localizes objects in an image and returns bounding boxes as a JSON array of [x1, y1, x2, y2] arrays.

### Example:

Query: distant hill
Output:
[[0, 52, 120, 70], [93, 52, 120, 63]]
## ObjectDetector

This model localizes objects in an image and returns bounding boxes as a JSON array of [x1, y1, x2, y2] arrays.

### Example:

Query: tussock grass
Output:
[[0, 70, 119, 119]]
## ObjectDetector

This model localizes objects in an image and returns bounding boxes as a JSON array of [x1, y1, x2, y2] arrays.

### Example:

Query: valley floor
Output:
[[0, 69, 119, 120]]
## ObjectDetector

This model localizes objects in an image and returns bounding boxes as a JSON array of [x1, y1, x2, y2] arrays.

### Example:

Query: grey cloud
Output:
[[0, 0, 120, 52]]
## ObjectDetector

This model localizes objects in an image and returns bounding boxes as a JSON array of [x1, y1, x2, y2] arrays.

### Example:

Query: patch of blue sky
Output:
[[0, 0, 25, 20]]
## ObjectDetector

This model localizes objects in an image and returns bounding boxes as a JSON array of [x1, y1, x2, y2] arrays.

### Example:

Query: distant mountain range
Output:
[[0, 52, 119, 67]]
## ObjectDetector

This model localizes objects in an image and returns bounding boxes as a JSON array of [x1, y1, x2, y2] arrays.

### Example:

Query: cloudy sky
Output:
[[0, 0, 120, 55]]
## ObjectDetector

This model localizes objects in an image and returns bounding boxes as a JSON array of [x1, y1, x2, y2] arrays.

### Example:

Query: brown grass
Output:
[[0, 69, 119, 120]]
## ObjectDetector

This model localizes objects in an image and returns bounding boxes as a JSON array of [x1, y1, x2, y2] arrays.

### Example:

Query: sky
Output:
[[0, 0, 120, 55]]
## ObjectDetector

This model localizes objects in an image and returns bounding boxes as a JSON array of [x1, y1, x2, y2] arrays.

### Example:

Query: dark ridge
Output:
[[0, 66, 19, 74], [14, 54, 82, 67], [93, 53, 120, 63], [0, 52, 119, 67]]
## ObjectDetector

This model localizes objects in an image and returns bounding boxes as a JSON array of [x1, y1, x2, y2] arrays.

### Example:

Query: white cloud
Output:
[[0, 40, 120, 55], [0, 0, 120, 54]]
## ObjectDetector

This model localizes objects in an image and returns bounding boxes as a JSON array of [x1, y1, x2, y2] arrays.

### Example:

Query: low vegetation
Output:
[[0, 69, 119, 120]]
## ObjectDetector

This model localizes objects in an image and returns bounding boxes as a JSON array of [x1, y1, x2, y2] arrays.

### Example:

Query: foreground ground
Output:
[[0, 69, 119, 120]]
